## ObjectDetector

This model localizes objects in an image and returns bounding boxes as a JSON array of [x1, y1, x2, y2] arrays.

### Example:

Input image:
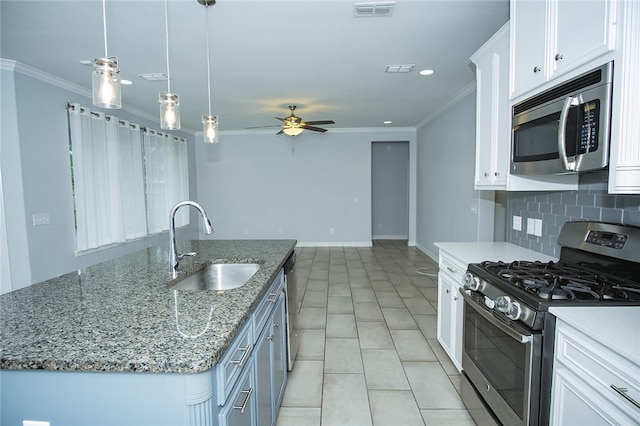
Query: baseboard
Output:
[[372, 235, 409, 240], [415, 242, 438, 263], [296, 241, 373, 247]]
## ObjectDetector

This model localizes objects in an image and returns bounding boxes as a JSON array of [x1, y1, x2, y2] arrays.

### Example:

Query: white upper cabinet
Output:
[[471, 23, 578, 191], [608, 0, 640, 194], [510, 0, 616, 100]]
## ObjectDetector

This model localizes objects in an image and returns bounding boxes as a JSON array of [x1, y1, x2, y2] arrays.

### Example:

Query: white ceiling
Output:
[[0, 0, 509, 134]]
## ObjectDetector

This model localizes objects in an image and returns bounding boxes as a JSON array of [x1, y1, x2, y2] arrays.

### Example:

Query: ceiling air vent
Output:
[[385, 64, 414, 73], [139, 73, 168, 81], [354, 2, 396, 18]]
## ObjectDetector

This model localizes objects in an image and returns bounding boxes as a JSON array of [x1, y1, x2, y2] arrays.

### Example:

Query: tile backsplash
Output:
[[506, 171, 640, 257]]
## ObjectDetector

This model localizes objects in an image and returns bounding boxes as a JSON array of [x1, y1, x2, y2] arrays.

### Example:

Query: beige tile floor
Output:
[[276, 240, 476, 426]]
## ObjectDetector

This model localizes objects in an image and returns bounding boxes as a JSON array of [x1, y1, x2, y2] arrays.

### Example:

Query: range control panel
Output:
[[586, 229, 628, 249]]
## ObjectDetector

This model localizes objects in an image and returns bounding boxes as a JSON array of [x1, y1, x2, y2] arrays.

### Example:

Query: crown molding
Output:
[[416, 81, 476, 129]]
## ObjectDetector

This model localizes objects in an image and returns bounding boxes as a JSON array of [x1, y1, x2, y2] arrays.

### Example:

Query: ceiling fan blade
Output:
[[302, 125, 328, 133], [275, 117, 286, 122], [303, 120, 335, 125], [276, 129, 284, 135]]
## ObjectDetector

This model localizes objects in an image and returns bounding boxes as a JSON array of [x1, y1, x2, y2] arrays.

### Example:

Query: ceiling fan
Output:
[[248, 105, 335, 136]]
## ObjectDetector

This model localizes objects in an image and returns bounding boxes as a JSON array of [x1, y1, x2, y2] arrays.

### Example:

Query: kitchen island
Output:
[[0, 239, 296, 426]]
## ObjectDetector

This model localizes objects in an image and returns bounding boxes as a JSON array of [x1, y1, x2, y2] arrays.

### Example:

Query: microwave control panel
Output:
[[578, 100, 599, 154]]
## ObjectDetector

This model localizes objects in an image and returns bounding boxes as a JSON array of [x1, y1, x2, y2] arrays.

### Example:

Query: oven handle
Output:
[[460, 288, 532, 344]]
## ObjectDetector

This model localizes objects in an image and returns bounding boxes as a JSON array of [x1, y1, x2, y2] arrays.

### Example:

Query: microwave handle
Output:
[[558, 96, 575, 171]]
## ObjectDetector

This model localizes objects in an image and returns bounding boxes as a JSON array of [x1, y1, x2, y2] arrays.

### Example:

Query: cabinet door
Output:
[[510, 0, 547, 96], [255, 321, 273, 426], [437, 275, 454, 359], [551, 0, 615, 78], [474, 53, 494, 187], [271, 293, 287, 410]]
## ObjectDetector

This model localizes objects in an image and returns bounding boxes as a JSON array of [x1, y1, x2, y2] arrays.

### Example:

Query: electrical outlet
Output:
[[527, 218, 535, 235], [513, 215, 522, 231], [534, 219, 543, 237], [23, 421, 51, 426], [471, 203, 478, 214], [32, 213, 50, 226]]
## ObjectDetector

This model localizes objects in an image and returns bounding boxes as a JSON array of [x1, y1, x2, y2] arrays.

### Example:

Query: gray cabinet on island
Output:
[[0, 239, 296, 426]]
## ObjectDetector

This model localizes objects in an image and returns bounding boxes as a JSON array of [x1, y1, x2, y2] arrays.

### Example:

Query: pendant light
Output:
[[200, 0, 218, 143], [92, 0, 121, 109], [159, 0, 180, 130]]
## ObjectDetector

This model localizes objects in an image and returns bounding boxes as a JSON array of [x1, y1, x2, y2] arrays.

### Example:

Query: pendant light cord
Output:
[[102, 0, 108, 57], [164, 0, 171, 93], [205, 6, 212, 116]]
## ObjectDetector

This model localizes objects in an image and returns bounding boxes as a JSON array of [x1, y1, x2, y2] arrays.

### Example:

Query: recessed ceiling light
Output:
[[80, 60, 92, 66], [419, 69, 435, 76], [384, 120, 392, 124]]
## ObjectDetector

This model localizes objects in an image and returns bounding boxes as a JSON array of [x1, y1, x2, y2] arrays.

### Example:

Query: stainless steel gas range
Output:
[[459, 221, 640, 426]]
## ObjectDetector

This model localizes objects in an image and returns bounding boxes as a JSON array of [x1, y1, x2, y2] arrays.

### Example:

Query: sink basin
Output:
[[171, 263, 260, 291]]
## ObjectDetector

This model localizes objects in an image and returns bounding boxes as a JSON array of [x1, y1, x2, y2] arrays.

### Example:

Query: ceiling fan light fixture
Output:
[[202, 114, 219, 143], [283, 127, 304, 137], [92, 56, 121, 108]]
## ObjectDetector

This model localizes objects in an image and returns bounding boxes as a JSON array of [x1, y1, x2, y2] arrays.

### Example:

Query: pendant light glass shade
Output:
[[159, 92, 180, 130], [202, 114, 219, 143], [92, 57, 121, 108]]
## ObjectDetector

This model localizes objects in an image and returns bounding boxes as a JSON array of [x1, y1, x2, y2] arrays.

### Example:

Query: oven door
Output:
[[460, 290, 542, 426]]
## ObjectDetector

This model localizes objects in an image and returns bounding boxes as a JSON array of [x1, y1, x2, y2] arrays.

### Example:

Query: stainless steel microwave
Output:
[[511, 62, 613, 175]]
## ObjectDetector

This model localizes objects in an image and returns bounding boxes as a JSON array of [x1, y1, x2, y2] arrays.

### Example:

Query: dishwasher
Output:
[[283, 251, 298, 371]]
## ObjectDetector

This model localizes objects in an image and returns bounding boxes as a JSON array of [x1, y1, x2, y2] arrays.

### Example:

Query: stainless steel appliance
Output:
[[511, 62, 613, 175], [283, 251, 298, 371], [460, 221, 640, 425]]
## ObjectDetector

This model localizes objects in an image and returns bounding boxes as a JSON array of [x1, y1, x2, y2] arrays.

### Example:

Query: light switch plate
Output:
[[527, 218, 535, 235], [513, 215, 522, 231], [32, 213, 50, 226]]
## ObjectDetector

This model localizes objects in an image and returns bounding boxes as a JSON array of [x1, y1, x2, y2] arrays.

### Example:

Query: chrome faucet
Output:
[[169, 201, 214, 277]]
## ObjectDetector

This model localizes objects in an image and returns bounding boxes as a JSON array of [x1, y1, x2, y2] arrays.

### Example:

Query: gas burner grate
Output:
[[478, 260, 640, 302]]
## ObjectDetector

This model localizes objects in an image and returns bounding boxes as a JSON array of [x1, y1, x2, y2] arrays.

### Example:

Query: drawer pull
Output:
[[266, 335, 274, 341], [230, 345, 252, 367], [233, 387, 254, 413], [446, 266, 456, 273], [610, 384, 640, 409]]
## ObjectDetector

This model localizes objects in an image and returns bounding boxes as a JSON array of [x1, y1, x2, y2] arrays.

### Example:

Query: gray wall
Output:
[[1, 67, 196, 289], [193, 128, 416, 246], [415, 90, 495, 259], [506, 171, 640, 257], [371, 141, 410, 239]]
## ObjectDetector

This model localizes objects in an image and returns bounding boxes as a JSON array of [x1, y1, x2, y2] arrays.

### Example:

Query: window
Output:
[[67, 103, 189, 252]]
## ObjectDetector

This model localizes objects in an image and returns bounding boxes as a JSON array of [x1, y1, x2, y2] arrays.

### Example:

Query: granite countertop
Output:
[[0, 239, 296, 374]]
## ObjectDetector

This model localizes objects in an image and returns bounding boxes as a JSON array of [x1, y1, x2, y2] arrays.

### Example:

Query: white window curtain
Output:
[[143, 130, 189, 234], [68, 104, 147, 251], [0, 169, 12, 294]]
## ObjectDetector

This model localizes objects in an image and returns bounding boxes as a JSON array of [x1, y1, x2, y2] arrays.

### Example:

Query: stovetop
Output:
[[469, 259, 640, 307]]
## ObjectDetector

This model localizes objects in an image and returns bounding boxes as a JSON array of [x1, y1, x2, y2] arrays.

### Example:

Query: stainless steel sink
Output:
[[171, 263, 260, 291]]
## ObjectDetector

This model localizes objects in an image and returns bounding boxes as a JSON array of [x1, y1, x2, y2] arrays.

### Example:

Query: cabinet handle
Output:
[[267, 292, 279, 303], [454, 296, 458, 301], [484, 172, 489, 177], [446, 289, 450, 294], [494, 171, 500, 176], [274, 321, 280, 328], [610, 384, 640, 409], [233, 387, 254, 413], [230, 345, 252, 367], [533, 66, 541, 73], [266, 335, 274, 341], [446, 266, 456, 273], [555, 53, 564, 61]]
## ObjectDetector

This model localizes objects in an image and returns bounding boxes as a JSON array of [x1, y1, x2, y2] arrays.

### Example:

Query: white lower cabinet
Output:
[[436, 250, 467, 372], [217, 269, 287, 426], [550, 318, 640, 425]]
